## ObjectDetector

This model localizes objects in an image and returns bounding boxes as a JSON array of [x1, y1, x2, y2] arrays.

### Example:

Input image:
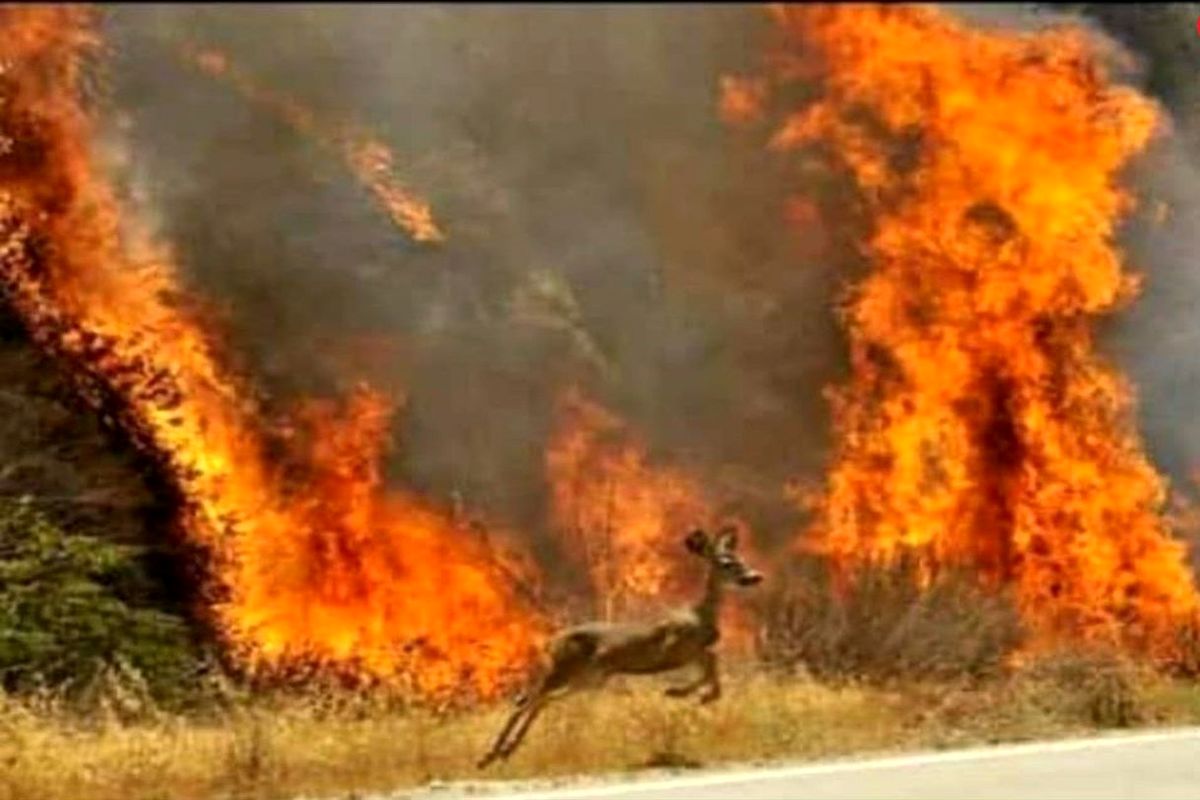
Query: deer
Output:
[[477, 525, 763, 769]]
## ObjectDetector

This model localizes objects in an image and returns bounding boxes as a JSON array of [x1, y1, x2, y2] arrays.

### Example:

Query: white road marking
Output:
[[469, 727, 1200, 799]]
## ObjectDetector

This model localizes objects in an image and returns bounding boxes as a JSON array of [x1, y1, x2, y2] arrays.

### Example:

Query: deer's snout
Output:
[[738, 571, 764, 587]]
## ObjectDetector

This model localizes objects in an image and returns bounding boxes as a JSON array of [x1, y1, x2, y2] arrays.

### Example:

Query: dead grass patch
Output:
[[3, 661, 1200, 800]]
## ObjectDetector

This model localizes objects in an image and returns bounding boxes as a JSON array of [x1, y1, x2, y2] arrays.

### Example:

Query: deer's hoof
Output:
[[664, 686, 691, 698], [698, 691, 720, 705], [477, 754, 496, 770]]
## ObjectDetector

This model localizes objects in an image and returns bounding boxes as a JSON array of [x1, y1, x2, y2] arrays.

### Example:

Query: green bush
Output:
[[0, 498, 200, 698]]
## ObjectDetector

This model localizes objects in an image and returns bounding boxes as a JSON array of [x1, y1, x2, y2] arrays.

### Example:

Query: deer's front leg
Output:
[[696, 650, 720, 705], [664, 658, 708, 699]]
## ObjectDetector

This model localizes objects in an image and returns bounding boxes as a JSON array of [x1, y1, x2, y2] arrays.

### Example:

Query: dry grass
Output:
[[4, 556, 1191, 800], [759, 553, 1024, 684], [3, 656, 1200, 800]]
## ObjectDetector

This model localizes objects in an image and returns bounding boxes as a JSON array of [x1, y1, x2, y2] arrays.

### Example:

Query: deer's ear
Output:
[[684, 529, 709, 556], [716, 525, 739, 551]]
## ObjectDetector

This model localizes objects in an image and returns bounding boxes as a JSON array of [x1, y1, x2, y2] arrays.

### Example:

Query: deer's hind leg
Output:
[[493, 690, 557, 762], [478, 692, 536, 769], [696, 650, 721, 704], [484, 678, 577, 766], [477, 633, 593, 768]]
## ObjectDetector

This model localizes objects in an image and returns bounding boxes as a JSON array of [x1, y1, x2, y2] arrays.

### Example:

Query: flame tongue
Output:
[[736, 6, 1199, 655], [546, 388, 761, 651], [547, 388, 711, 617], [0, 6, 542, 698], [179, 42, 445, 245]]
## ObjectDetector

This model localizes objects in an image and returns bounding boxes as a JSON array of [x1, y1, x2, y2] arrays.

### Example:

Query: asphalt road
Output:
[[419, 728, 1200, 800]]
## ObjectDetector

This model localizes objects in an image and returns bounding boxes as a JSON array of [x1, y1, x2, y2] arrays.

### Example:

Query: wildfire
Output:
[[728, 5, 1200, 657], [17, 1, 1198, 691], [0, 6, 540, 698], [180, 43, 446, 245]]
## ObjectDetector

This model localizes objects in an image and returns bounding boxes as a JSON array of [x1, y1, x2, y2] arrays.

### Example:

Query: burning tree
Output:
[[0, 5, 543, 701], [726, 5, 1200, 661]]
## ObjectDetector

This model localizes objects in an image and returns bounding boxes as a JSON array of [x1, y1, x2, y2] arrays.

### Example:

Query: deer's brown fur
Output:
[[477, 526, 762, 769]]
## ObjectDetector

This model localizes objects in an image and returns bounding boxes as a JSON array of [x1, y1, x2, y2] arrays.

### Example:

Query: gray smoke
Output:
[[96, 5, 842, 546]]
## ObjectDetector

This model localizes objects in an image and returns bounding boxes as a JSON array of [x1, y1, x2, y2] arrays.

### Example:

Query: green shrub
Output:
[[0, 498, 200, 699]]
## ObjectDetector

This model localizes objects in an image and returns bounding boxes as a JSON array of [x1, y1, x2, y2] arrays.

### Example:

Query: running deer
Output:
[[477, 525, 763, 769]]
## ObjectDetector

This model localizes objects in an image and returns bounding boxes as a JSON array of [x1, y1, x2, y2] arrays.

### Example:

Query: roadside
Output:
[[5, 651, 1200, 800], [390, 728, 1200, 800]]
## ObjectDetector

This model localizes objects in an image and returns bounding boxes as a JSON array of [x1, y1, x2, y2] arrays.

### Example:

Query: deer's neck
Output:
[[694, 563, 723, 634]]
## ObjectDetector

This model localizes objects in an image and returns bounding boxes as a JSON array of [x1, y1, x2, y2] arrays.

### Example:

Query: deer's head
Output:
[[684, 526, 763, 588]]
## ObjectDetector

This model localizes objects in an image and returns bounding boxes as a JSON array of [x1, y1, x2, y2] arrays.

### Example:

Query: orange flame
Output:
[[731, 5, 1200, 658], [546, 388, 759, 650], [180, 43, 445, 245], [547, 388, 709, 619], [0, 6, 540, 699]]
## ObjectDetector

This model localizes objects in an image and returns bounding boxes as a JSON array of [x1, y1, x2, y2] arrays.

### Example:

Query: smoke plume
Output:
[[96, 5, 845, 550]]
